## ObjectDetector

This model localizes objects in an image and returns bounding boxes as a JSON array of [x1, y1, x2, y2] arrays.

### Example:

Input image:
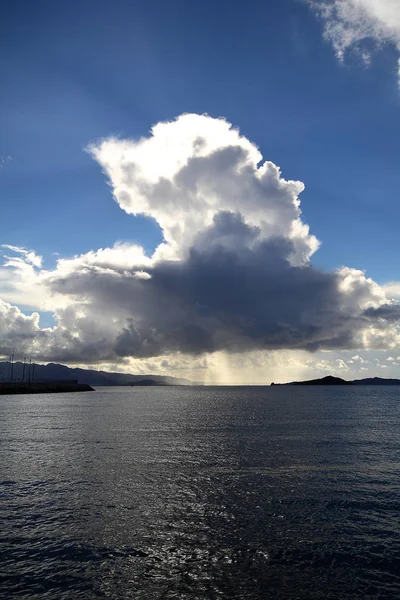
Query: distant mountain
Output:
[[352, 377, 400, 386], [271, 375, 351, 386], [0, 362, 191, 386], [271, 375, 400, 386]]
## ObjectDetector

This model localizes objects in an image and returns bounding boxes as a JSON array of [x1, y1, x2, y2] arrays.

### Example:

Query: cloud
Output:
[[0, 245, 57, 310], [0, 156, 13, 171], [1, 114, 400, 366], [0, 298, 72, 361], [1, 244, 42, 269], [351, 354, 367, 363], [336, 358, 350, 370], [87, 113, 319, 265], [383, 281, 400, 299], [306, 0, 400, 83]]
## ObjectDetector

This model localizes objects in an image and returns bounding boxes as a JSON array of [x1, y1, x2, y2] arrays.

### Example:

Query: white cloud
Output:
[[1, 244, 42, 269], [0, 245, 62, 310], [336, 358, 350, 370], [0, 156, 13, 171], [383, 281, 400, 299], [0, 114, 400, 376], [0, 298, 41, 336], [88, 113, 319, 266], [351, 354, 367, 363], [307, 0, 400, 84]]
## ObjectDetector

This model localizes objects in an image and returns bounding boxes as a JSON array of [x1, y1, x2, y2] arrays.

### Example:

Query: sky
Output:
[[1, 0, 400, 383]]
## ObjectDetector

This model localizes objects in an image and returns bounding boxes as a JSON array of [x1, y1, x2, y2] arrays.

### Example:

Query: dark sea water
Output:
[[1, 386, 400, 599]]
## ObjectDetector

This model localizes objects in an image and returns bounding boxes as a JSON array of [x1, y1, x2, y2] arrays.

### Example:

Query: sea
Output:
[[1, 386, 400, 599]]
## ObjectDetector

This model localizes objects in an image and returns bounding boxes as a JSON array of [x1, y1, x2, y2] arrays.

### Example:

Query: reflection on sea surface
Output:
[[1, 386, 400, 598]]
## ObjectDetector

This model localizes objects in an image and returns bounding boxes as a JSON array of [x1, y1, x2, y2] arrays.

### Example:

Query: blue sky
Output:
[[1, 0, 400, 382], [2, 0, 400, 278]]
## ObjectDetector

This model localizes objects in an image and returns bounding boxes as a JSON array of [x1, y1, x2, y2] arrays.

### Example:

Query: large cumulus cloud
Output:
[[1, 114, 400, 363], [88, 113, 320, 265]]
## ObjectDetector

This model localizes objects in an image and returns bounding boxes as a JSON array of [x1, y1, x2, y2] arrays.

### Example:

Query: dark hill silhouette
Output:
[[291, 375, 351, 386], [272, 374, 400, 386], [352, 377, 400, 385], [0, 381, 94, 395], [0, 361, 191, 386], [130, 379, 168, 386]]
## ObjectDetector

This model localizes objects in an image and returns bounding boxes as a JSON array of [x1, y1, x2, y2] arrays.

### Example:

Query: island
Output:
[[271, 375, 400, 386]]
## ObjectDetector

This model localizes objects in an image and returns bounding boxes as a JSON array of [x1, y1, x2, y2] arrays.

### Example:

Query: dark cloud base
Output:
[[39, 212, 400, 363]]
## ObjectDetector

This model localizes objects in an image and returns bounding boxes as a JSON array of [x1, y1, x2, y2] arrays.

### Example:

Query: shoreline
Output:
[[0, 382, 95, 395]]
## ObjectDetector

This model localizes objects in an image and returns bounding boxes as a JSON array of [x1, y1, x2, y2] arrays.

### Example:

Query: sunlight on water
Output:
[[1, 386, 400, 599]]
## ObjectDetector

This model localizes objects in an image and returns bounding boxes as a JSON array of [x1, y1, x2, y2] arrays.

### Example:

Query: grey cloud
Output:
[[363, 304, 400, 320], [44, 211, 400, 362]]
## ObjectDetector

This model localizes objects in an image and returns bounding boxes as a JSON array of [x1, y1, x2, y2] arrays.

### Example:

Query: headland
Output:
[[0, 381, 94, 395]]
